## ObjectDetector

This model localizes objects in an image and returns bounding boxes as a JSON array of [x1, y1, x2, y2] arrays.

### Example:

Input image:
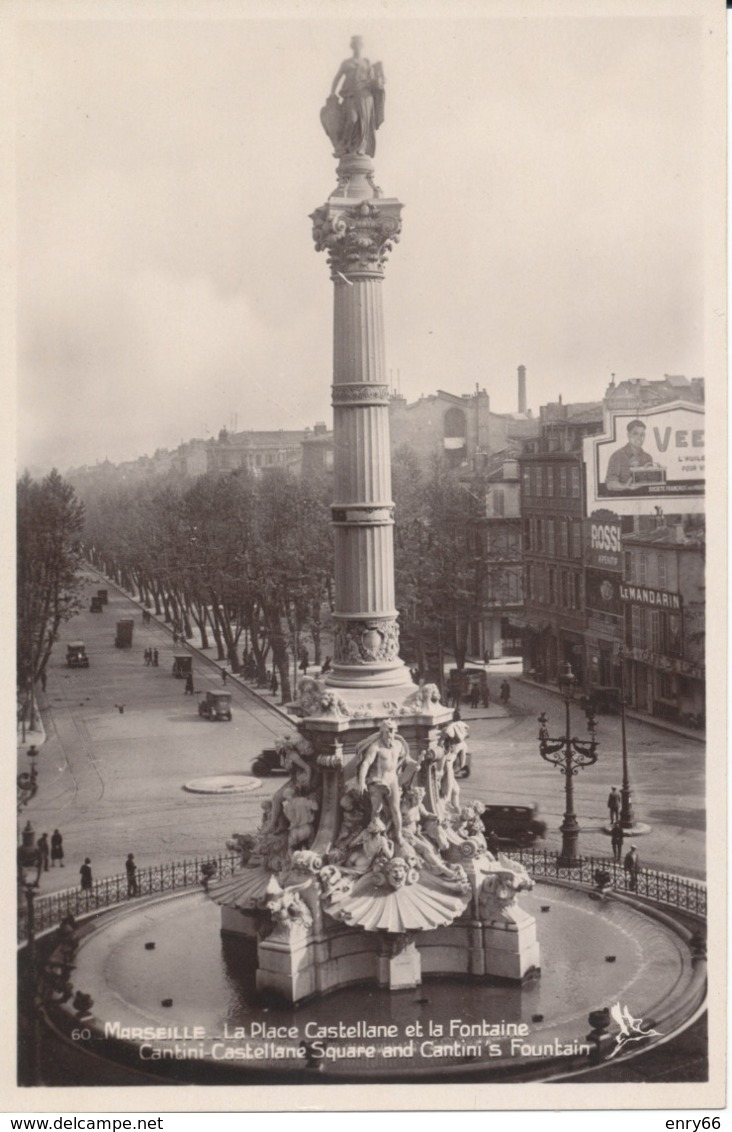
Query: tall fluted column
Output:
[[311, 153, 412, 691]]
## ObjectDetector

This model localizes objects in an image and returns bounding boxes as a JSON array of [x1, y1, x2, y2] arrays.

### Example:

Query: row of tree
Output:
[[17, 471, 85, 726], [75, 451, 503, 700], [18, 452, 506, 711], [80, 468, 333, 702]]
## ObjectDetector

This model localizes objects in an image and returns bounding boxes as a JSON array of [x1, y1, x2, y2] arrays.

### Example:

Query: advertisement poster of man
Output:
[[586, 403, 705, 513]]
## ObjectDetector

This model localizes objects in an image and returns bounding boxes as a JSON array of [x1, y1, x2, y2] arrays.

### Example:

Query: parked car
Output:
[[447, 665, 488, 704], [251, 746, 289, 776], [90, 597, 103, 613], [480, 803, 547, 849], [198, 691, 232, 722], [66, 642, 89, 669], [172, 655, 193, 679], [115, 619, 134, 648]]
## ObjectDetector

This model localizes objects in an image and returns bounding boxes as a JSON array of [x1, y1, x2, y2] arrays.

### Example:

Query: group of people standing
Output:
[[607, 786, 641, 889], [143, 648, 159, 666], [449, 676, 512, 711], [36, 829, 64, 870], [34, 832, 140, 899], [78, 853, 139, 896]]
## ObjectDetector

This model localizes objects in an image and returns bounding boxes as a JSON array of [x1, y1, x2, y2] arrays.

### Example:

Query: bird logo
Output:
[[607, 1002, 661, 1058]]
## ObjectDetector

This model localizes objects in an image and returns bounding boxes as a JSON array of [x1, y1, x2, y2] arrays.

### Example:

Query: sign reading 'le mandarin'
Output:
[[619, 583, 682, 610]]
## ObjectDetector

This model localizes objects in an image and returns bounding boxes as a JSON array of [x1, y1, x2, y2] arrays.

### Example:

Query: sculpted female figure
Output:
[[322, 36, 385, 158]]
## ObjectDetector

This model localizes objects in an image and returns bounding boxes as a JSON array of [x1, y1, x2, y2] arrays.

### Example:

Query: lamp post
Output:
[[617, 666, 635, 830], [538, 662, 599, 866]]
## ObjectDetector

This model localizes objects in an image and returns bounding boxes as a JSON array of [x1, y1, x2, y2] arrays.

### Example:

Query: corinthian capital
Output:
[[310, 198, 402, 279]]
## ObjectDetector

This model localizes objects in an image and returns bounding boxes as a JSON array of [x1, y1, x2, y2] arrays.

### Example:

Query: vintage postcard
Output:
[[5, 0, 726, 1117]]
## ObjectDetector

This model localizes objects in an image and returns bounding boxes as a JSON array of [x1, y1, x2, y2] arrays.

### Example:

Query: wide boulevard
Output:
[[20, 573, 706, 895]]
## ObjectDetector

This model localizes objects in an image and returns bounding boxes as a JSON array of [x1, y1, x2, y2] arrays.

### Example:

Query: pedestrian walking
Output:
[[221, 668, 228, 685], [125, 853, 138, 897], [271, 670, 279, 696], [607, 786, 622, 825], [610, 822, 624, 864], [143, 648, 150, 665], [623, 845, 640, 891], [50, 829, 64, 867], [80, 858, 93, 891], [184, 673, 194, 696], [469, 681, 480, 710], [499, 679, 511, 705], [37, 832, 50, 872], [321, 656, 332, 674], [299, 648, 309, 675], [481, 681, 491, 709], [153, 649, 159, 667]]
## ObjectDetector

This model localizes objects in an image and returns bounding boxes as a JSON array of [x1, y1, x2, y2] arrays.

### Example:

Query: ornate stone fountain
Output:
[[212, 39, 540, 1003]]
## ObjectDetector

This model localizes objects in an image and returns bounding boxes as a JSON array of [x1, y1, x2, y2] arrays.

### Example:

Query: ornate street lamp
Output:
[[538, 662, 599, 866], [617, 668, 635, 830]]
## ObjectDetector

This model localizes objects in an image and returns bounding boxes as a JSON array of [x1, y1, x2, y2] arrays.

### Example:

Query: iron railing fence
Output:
[[18, 853, 240, 942], [506, 847, 707, 917], [18, 848, 706, 943]]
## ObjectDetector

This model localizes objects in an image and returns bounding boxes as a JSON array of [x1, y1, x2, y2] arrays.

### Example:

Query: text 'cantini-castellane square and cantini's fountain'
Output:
[[37, 40, 705, 1085]]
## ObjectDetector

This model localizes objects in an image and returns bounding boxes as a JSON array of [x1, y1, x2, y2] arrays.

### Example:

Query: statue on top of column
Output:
[[321, 36, 385, 158]]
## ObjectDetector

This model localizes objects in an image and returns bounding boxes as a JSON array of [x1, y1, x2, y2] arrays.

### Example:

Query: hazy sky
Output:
[[13, 1, 720, 472]]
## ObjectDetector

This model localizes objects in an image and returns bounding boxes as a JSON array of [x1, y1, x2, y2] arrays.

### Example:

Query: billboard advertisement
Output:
[[583, 401, 704, 515], [584, 513, 623, 571]]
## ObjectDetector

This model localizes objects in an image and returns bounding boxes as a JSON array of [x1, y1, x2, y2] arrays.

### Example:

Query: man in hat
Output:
[[610, 821, 625, 864], [623, 844, 640, 891], [607, 786, 621, 825], [125, 853, 138, 897], [606, 419, 655, 492]]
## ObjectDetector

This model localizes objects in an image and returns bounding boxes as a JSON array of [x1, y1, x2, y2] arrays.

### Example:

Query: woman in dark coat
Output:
[[50, 829, 64, 867], [80, 858, 93, 891]]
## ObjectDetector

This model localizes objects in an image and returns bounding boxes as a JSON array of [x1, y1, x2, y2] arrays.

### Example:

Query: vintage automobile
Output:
[[172, 655, 193, 679], [251, 746, 288, 776], [447, 665, 489, 705], [97, 589, 109, 605], [198, 691, 232, 722], [90, 597, 103, 613], [480, 803, 547, 849], [581, 685, 619, 715], [115, 619, 134, 648], [66, 642, 89, 668]]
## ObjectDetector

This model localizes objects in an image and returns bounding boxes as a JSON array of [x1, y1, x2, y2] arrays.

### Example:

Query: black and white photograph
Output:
[[9, 0, 725, 1117]]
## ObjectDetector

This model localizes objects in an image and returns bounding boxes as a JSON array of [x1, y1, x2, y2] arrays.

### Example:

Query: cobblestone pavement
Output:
[[20, 574, 707, 896]]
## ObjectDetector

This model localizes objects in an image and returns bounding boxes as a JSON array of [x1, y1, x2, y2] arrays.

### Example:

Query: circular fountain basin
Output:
[[49, 880, 702, 1084]]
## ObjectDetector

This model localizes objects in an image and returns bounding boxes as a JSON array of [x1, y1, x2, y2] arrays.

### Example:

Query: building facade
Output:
[[620, 524, 705, 725], [520, 453, 588, 683]]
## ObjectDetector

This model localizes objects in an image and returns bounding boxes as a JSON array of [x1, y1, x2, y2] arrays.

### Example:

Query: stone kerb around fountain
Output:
[[35, 873, 705, 1086]]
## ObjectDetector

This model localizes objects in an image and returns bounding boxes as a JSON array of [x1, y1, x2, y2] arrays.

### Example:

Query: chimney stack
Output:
[[517, 365, 527, 414]]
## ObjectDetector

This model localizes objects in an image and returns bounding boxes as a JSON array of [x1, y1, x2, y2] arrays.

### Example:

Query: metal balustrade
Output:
[[506, 847, 707, 917], [18, 853, 241, 942], [18, 847, 706, 943]]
